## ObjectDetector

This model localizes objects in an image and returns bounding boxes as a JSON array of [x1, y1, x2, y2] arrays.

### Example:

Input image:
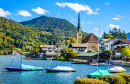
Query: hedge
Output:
[[119, 73, 130, 84], [97, 75, 126, 84], [74, 78, 110, 84], [74, 73, 130, 84]]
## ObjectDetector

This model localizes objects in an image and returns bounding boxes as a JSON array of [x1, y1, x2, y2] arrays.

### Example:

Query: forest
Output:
[[0, 16, 88, 55]]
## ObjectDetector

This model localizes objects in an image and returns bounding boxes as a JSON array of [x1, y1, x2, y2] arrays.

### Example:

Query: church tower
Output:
[[77, 13, 82, 43]]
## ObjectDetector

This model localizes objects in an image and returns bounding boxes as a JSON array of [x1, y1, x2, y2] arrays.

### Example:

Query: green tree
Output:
[[122, 30, 127, 39], [121, 46, 130, 62], [105, 34, 113, 39], [104, 50, 112, 55], [64, 40, 71, 45], [70, 38, 77, 43]]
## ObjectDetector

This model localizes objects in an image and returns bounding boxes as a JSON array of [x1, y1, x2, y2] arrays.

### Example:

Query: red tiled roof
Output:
[[120, 39, 130, 44], [82, 33, 98, 43]]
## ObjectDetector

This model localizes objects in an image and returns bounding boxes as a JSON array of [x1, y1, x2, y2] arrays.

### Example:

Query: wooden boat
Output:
[[108, 66, 126, 73]]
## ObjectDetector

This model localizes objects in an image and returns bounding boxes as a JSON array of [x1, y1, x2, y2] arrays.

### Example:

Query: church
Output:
[[69, 13, 98, 53]]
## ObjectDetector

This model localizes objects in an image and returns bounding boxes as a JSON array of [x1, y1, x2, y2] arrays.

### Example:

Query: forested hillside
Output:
[[0, 17, 63, 54], [0, 16, 88, 55], [20, 16, 88, 38]]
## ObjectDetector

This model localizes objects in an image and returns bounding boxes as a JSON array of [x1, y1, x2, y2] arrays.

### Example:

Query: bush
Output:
[[119, 73, 130, 83], [98, 75, 126, 84], [0, 50, 3, 55], [58, 56, 65, 60], [65, 52, 80, 60], [3, 51, 8, 55], [74, 78, 109, 84]]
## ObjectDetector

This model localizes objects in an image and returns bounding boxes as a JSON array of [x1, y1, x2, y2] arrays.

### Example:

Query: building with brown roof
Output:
[[114, 39, 130, 57], [82, 33, 98, 51], [69, 43, 88, 53], [39, 45, 58, 59]]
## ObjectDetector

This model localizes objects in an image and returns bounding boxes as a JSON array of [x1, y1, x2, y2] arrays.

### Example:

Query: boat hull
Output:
[[108, 70, 126, 73], [45, 68, 76, 72], [98, 64, 111, 66], [5, 67, 43, 71]]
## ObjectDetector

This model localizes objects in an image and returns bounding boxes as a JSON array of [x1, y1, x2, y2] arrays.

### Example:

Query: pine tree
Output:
[[122, 30, 127, 39]]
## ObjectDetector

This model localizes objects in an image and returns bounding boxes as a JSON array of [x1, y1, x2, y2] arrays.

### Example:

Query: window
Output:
[[49, 51, 51, 52]]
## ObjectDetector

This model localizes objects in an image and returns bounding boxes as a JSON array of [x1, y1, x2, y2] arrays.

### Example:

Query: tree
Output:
[[70, 38, 77, 43], [122, 30, 127, 39], [105, 34, 113, 39], [104, 50, 112, 55], [102, 32, 106, 39], [64, 40, 71, 45], [102, 28, 127, 39], [121, 46, 130, 62]]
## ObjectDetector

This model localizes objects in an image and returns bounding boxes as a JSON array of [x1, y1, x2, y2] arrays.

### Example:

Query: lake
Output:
[[0, 55, 130, 84]]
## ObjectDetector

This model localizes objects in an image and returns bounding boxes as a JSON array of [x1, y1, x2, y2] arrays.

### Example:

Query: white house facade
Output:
[[69, 43, 88, 53]]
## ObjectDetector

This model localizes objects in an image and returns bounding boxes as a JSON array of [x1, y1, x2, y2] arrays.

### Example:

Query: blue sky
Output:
[[0, 0, 130, 37]]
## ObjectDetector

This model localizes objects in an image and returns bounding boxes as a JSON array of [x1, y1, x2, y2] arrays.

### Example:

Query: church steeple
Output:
[[77, 13, 81, 32], [77, 13, 82, 43]]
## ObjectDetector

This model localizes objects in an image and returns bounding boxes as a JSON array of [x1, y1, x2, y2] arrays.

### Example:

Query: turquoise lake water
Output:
[[0, 55, 130, 84]]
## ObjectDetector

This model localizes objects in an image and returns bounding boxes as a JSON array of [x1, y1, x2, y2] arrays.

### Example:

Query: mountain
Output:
[[0, 17, 63, 54], [0, 16, 88, 55], [127, 32, 130, 39], [20, 16, 88, 38]]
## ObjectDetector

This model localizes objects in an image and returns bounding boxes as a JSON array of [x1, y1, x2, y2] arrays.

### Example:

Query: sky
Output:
[[0, 0, 130, 37]]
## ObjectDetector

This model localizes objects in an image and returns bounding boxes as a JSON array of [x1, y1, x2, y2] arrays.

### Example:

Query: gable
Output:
[[82, 33, 98, 43]]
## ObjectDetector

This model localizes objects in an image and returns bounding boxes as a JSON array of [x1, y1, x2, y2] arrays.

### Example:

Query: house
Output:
[[39, 45, 58, 59], [75, 52, 110, 62], [100, 39, 118, 51], [82, 33, 98, 51], [58, 41, 66, 50], [68, 43, 88, 53], [114, 39, 130, 57]]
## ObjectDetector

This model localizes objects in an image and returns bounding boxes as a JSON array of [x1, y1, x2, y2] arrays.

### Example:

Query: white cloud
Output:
[[18, 10, 32, 17], [107, 24, 120, 29], [113, 17, 119, 20], [71, 18, 74, 21], [96, 8, 100, 11], [56, 2, 99, 15], [87, 21, 94, 25], [94, 28, 99, 30], [0, 8, 11, 17], [105, 2, 109, 5], [117, 15, 125, 17], [32, 7, 49, 14]]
